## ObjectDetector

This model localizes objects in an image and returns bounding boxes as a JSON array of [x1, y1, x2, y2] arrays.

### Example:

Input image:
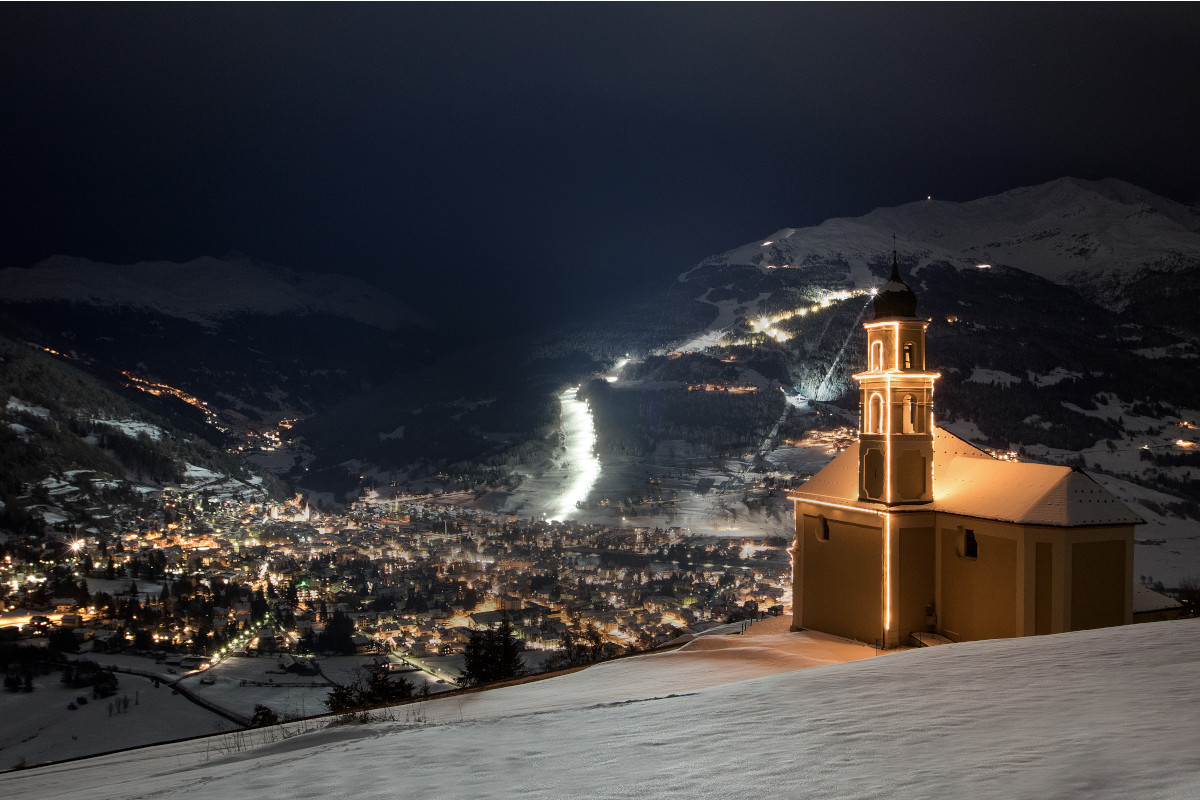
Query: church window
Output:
[[868, 393, 884, 434], [902, 394, 915, 434], [816, 515, 830, 542], [957, 528, 978, 560], [903, 342, 914, 369], [871, 340, 884, 371]]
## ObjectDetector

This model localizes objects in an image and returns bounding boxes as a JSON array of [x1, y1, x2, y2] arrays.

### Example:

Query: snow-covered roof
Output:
[[1132, 584, 1184, 615], [792, 428, 1144, 527]]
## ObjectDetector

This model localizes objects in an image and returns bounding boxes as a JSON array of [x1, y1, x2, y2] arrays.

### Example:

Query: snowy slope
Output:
[[684, 177, 1200, 308], [4, 617, 1198, 799], [0, 672, 229, 769], [0, 255, 426, 330]]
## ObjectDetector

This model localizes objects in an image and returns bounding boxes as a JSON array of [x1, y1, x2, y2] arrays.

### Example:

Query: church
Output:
[[789, 255, 1142, 648]]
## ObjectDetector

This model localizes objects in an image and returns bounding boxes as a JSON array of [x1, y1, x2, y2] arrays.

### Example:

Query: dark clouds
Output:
[[3, 4, 1198, 330]]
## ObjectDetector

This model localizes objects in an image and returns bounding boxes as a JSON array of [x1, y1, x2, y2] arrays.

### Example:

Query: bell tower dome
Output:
[[853, 251, 939, 505]]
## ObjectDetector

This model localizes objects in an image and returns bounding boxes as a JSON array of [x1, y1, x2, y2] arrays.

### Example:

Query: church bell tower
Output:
[[853, 252, 938, 505]]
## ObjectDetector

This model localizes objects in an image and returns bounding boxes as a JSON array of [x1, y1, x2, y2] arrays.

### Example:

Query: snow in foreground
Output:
[[4, 618, 1199, 799], [0, 672, 228, 768]]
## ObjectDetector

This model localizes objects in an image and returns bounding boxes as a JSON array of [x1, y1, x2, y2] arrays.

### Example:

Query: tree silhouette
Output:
[[250, 704, 280, 727], [460, 617, 525, 686]]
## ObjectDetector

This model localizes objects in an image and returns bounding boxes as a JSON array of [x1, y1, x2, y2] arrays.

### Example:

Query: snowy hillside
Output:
[[0, 334, 275, 538], [3, 617, 1197, 799], [643, 177, 1200, 555], [0, 255, 439, 435], [0, 254, 427, 330], [685, 177, 1200, 307]]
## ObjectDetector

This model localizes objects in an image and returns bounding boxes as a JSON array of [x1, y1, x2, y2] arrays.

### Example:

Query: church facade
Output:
[[790, 256, 1141, 648]]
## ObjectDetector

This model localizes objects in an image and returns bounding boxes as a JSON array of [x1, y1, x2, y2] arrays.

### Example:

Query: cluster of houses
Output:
[[4, 486, 792, 660]]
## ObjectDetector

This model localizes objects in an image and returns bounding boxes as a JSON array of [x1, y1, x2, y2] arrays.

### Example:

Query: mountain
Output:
[[0, 254, 427, 330], [678, 177, 1200, 308], [2, 179, 1197, 517], [665, 179, 1200, 373], [0, 333, 280, 540], [0, 255, 437, 438], [633, 179, 1200, 504], [1, 616, 1196, 798], [225, 179, 1200, 514]]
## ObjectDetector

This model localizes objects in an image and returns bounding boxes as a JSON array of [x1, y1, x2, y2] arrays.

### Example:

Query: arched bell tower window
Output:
[[868, 393, 884, 434], [902, 394, 915, 434], [871, 340, 884, 371], [903, 342, 914, 370]]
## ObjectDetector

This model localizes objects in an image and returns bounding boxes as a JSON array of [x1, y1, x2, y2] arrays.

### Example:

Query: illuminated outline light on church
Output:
[[788, 251, 1143, 649]]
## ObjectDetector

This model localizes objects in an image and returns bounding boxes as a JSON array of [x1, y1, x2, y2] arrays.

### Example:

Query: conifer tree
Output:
[[460, 616, 526, 686]]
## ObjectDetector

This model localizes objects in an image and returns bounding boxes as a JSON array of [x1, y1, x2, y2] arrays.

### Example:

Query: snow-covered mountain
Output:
[[2, 617, 1197, 799], [0, 255, 439, 434], [288, 177, 1200, 515], [642, 177, 1200, 533], [0, 254, 427, 330], [0, 333, 277, 540], [3, 179, 1197, 513], [682, 177, 1200, 310], [665, 180, 1200, 413]]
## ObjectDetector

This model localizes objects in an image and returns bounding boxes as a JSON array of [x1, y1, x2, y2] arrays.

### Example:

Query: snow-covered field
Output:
[[92, 418, 165, 441], [1098, 475, 1200, 587], [4, 617, 1199, 799], [175, 656, 333, 721], [0, 671, 228, 770], [966, 367, 1022, 387], [178, 463, 266, 501]]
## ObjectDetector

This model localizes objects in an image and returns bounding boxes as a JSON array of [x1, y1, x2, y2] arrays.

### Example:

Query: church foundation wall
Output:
[[1070, 538, 1130, 630], [799, 512, 883, 645], [938, 523, 1017, 642], [897, 525, 935, 641]]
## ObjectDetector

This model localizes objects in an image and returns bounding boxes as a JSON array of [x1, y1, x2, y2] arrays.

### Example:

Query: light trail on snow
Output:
[[812, 296, 874, 401], [548, 386, 602, 521]]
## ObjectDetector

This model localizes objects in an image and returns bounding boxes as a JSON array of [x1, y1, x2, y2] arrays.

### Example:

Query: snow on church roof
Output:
[[791, 428, 1143, 527]]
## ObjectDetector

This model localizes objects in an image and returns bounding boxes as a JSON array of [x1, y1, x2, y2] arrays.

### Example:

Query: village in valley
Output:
[[3, 254, 1199, 765], [0, 478, 793, 722]]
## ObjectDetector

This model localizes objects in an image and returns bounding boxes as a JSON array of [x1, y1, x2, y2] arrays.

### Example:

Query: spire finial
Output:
[[890, 236, 901, 282]]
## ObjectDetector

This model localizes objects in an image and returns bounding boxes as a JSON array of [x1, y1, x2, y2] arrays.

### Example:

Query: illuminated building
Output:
[[270, 493, 313, 522], [789, 253, 1141, 648]]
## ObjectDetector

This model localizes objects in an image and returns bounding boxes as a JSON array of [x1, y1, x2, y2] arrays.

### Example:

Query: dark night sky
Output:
[[3, 3, 1199, 331]]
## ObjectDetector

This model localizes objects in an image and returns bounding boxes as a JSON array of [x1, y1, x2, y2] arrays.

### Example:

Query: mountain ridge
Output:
[[0, 254, 429, 331], [1, 177, 1197, 514], [683, 177, 1200, 312]]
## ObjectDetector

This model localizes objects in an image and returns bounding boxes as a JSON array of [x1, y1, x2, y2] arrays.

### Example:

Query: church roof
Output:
[[791, 428, 1143, 528], [873, 252, 919, 320], [1132, 584, 1183, 615]]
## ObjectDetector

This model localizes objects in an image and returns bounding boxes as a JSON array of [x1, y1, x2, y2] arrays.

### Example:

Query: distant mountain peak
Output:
[[681, 177, 1200, 308], [0, 255, 429, 330]]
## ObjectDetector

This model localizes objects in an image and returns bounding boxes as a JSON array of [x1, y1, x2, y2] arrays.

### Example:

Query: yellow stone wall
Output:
[[796, 508, 883, 645]]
